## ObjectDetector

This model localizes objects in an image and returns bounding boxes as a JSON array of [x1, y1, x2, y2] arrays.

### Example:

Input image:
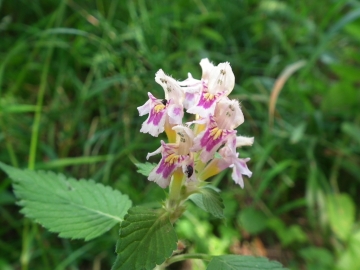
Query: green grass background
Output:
[[1, 0, 360, 269]]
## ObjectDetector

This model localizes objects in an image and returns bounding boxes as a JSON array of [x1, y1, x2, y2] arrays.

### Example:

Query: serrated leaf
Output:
[[189, 187, 224, 219], [0, 162, 132, 241], [135, 162, 156, 177], [113, 206, 177, 270], [207, 255, 288, 270]]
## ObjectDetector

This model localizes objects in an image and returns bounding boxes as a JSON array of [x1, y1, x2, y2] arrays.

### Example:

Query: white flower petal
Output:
[[207, 62, 235, 95], [236, 136, 254, 147]]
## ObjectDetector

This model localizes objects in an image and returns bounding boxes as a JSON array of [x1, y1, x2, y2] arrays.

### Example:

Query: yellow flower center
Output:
[[165, 153, 180, 165], [154, 104, 165, 113], [204, 92, 215, 101], [210, 127, 223, 140]]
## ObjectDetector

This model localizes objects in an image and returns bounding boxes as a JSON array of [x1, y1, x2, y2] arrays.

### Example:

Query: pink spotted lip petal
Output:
[[137, 99, 151, 116], [200, 126, 227, 151], [138, 93, 169, 137], [231, 157, 252, 188], [138, 92, 160, 116], [186, 90, 223, 117], [199, 128, 235, 163], [192, 115, 236, 163], [179, 73, 203, 110], [147, 105, 166, 125], [152, 157, 178, 181], [147, 141, 188, 188], [198, 91, 219, 109], [218, 143, 252, 188], [183, 92, 196, 110], [167, 103, 184, 125]]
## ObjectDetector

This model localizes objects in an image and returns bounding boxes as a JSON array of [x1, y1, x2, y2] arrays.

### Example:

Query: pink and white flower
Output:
[[139, 58, 253, 189], [185, 59, 235, 117], [137, 69, 184, 137], [191, 98, 244, 163], [147, 125, 196, 188], [198, 135, 253, 188], [137, 92, 168, 137], [179, 59, 214, 110]]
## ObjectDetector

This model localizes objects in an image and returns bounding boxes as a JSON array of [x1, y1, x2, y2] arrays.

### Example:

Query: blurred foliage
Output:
[[1, 0, 360, 269]]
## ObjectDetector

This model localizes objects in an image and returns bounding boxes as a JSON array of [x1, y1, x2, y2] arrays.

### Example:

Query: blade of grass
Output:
[[269, 60, 306, 128], [28, 47, 53, 170], [23, 2, 67, 270]]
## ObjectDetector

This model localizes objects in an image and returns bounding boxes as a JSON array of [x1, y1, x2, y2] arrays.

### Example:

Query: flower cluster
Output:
[[138, 59, 253, 190]]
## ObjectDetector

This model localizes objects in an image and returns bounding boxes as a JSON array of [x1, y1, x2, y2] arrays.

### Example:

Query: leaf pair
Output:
[[0, 162, 288, 270]]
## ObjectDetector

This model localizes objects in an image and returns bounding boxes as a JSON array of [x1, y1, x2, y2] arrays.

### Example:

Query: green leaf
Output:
[[326, 193, 355, 241], [0, 162, 132, 241], [135, 162, 156, 177], [113, 206, 177, 270], [189, 186, 224, 219], [207, 255, 288, 270], [238, 207, 268, 234], [337, 229, 360, 270]]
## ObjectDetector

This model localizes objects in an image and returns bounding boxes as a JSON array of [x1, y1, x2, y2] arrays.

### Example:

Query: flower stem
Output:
[[166, 253, 213, 266], [166, 169, 186, 223], [168, 169, 183, 203], [164, 120, 177, 143]]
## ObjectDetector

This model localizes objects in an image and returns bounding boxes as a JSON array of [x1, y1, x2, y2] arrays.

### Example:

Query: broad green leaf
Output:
[[113, 206, 177, 270], [0, 162, 132, 241], [207, 255, 288, 270], [238, 207, 268, 234], [326, 193, 355, 241], [135, 162, 156, 177], [189, 187, 224, 219], [337, 230, 360, 270]]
